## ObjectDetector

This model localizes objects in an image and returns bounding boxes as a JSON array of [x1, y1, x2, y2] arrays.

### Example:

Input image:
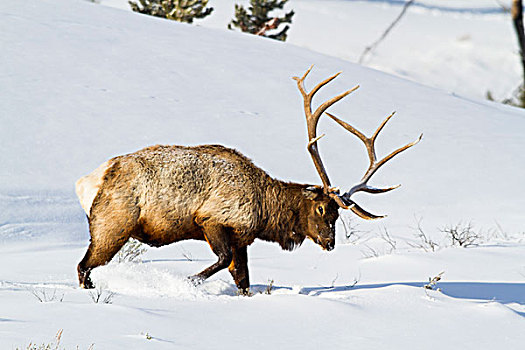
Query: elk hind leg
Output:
[[78, 215, 135, 289], [78, 234, 130, 289]]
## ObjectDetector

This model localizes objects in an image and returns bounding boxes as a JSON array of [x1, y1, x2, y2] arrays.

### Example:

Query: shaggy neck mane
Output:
[[259, 180, 309, 251]]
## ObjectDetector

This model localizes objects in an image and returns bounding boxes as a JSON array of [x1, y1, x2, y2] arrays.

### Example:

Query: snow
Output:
[[1, 0, 525, 348]]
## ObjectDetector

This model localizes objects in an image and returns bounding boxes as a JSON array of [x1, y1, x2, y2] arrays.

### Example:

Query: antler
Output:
[[293, 65, 422, 220], [292, 65, 359, 194], [326, 111, 423, 219]]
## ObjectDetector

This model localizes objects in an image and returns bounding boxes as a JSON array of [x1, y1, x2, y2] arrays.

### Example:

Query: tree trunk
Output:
[[512, 0, 525, 89]]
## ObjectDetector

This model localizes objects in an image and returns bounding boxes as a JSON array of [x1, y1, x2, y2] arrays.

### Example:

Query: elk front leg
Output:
[[191, 222, 233, 283], [228, 245, 250, 295]]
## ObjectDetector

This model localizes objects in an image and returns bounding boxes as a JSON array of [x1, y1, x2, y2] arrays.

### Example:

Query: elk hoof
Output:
[[188, 275, 204, 286], [237, 287, 252, 297], [80, 278, 95, 289]]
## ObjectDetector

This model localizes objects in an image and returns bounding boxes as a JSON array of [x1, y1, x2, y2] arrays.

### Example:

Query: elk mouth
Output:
[[316, 237, 335, 251]]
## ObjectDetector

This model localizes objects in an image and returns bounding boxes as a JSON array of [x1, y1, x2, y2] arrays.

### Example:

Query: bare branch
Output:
[[359, 0, 416, 64]]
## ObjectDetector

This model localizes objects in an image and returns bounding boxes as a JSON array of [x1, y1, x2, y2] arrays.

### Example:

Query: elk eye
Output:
[[317, 206, 324, 216]]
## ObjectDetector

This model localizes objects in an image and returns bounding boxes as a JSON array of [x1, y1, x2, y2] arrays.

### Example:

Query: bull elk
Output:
[[75, 66, 421, 293]]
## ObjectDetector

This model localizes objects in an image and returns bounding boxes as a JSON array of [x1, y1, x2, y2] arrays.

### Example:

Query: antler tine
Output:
[[292, 65, 314, 100], [325, 112, 368, 152], [310, 72, 342, 99], [293, 66, 359, 192], [371, 111, 396, 143], [361, 111, 397, 180], [360, 131, 423, 186], [293, 66, 358, 128], [314, 85, 359, 126]]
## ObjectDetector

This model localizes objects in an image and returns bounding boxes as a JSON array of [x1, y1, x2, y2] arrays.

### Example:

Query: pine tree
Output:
[[129, 0, 213, 24], [228, 0, 294, 41]]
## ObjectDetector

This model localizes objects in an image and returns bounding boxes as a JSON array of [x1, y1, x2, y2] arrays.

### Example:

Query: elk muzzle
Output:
[[320, 237, 335, 251], [315, 227, 335, 251]]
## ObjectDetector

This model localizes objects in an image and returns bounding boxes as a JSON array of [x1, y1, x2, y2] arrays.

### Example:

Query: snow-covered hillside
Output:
[[1, 0, 524, 348], [101, 0, 520, 101]]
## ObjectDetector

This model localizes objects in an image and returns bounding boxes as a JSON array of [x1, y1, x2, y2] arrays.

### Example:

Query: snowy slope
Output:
[[1, 0, 525, 348], [101, 0, 520, 101]]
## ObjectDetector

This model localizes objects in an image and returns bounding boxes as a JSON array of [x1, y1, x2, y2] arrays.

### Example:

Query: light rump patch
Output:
[[75, 160, 111, 216]]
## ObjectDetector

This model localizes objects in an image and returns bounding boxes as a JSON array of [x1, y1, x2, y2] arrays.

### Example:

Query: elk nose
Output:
[[323, 239, 335, 251]]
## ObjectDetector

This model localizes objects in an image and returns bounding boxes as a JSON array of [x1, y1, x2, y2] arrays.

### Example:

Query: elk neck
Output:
[[257, 180, 312, 251]]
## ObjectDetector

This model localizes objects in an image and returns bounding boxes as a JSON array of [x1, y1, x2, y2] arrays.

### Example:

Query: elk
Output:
[[75, 66, 421, 293]]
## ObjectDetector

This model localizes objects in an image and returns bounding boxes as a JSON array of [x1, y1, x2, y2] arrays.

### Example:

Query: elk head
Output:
[[293, 66, 422, 229], [298, 185, 340, 251]]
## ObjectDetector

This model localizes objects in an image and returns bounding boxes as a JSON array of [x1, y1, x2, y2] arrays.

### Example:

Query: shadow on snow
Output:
[[298, 281, 525, 314]]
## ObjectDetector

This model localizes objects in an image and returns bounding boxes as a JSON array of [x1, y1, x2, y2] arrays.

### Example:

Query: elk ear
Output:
[[302, 186, 323, 200]]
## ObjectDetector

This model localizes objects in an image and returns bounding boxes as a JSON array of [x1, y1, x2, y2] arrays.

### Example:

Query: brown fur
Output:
[[77, 144, 339, 292]]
